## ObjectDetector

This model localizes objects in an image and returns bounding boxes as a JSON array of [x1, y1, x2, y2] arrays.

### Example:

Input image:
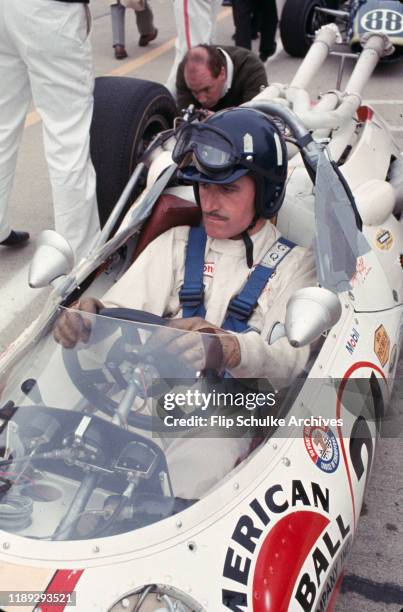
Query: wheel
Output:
[[280, 0, 338, 57], [90, 77, 177, 227]]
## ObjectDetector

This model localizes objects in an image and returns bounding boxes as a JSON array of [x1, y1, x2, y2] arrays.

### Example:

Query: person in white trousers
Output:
[[0, 0, 100, 261], [165, 0, 222, 97]]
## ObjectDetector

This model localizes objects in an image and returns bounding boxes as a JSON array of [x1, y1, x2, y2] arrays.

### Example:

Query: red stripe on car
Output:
[[38, 569, 84, 612]]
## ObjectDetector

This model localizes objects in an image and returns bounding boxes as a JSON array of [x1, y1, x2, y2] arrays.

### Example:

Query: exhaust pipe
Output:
[[290, 24, 340, 89]]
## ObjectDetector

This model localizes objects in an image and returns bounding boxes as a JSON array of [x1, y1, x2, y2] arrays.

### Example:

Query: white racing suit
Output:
[[0, 0, 100, 260], [102, 222, 317, 498], [165, 0, 222, 96]]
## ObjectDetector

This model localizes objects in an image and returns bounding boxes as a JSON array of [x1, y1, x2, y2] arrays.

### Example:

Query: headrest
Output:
[[133, 193, 201, 260]]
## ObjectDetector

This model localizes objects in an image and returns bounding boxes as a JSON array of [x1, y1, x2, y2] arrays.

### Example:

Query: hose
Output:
[[0, 495, 33, 531]]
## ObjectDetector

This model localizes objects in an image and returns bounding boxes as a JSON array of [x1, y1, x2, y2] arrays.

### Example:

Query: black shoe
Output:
[[222, 0, 232, 5], [260, 43, 277, 62], [138, 28, 158, 47], [0, 230, 30, 246], [114, 44, 128, 60]]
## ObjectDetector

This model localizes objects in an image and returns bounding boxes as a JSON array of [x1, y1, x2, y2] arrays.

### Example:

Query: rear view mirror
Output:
[[270, 286, 342, 347], [285, 287, 342, 347], [29, 230, 74, 288]]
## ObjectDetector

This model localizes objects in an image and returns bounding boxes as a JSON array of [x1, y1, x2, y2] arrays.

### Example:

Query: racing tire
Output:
[[90, 77, 177, 227], [279, 0, 338, 58]]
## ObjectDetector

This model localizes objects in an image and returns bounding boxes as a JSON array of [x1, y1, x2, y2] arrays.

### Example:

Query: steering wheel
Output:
[[62, 307, 215, 430], [62, 308, 169, 429]]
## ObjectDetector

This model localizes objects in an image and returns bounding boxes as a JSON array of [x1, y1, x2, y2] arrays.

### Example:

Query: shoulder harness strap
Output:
[[180, 229, 296, 331], [179, 226, 207, 319], [223, 236, 296, 333]]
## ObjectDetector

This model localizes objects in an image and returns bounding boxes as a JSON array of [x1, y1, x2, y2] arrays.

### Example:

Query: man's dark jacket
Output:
[[176, 46, 268, 112]]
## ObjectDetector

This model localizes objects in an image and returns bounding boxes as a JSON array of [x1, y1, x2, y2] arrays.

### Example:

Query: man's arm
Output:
[[54, 227, 188, 348], [102, 226, 187, 313]]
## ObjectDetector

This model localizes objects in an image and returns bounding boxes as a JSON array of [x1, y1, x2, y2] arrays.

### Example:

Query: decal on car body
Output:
[[222, 491, 351, 612], [374, 325, 390, 367], [361, 9, 403, 35], [375, 228, 394, 251], [304, 426, 340, 474], [345, 328, 360, 355]]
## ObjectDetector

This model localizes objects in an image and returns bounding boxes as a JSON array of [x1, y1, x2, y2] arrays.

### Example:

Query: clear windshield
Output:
[[0, 308, 286, 541], [313, 151, 369, 293]]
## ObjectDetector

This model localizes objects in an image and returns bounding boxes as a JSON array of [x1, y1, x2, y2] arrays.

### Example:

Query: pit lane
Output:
[[0, 1, 402, 610]]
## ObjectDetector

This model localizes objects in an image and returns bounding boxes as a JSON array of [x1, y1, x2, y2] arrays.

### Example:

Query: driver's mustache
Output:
[[204, 212, 228, 220]]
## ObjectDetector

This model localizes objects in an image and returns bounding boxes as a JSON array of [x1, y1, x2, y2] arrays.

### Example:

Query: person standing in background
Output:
[[165, 0, 222, 97], [233, 0, 278, 61], [232, 0, 254, 49], [256, 0, 278, 61], [110, 0, 158, 60], [0, 0, 100, 261]]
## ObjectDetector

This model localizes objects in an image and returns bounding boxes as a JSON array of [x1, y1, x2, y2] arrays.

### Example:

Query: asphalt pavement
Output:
[[0, 1, 402, 610]]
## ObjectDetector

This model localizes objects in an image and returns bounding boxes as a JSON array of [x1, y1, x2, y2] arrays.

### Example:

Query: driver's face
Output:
[[199, 175, 263, 239]]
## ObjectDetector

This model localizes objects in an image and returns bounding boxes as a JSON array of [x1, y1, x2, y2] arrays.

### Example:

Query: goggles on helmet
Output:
[[173, 122, 281, 182], [173, 123, 238, 177]]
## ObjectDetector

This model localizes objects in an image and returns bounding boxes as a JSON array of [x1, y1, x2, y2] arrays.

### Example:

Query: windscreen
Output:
[[313, 151, 369, 293], [0, 308, 286, 541]]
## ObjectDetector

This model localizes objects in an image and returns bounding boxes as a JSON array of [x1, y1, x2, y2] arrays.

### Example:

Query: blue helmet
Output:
[[174, 107, 288, 219]]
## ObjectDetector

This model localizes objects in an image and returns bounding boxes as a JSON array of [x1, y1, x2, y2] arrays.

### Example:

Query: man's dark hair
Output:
[[183, 44, 226, 78]]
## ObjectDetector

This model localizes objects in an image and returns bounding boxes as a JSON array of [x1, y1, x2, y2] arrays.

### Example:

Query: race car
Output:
[[277, 0, 403, 58], [0, 26, 402, 612]]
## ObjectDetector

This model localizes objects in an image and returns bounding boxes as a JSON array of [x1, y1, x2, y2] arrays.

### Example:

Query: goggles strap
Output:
[[242, 231, 254, 269], [240, 158, 283, 183], [242, 210, 260, 268]]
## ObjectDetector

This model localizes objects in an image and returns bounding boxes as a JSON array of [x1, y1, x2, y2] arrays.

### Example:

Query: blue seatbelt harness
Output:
[[179, 227, 295, 332], [178, 227, 208, 319]]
